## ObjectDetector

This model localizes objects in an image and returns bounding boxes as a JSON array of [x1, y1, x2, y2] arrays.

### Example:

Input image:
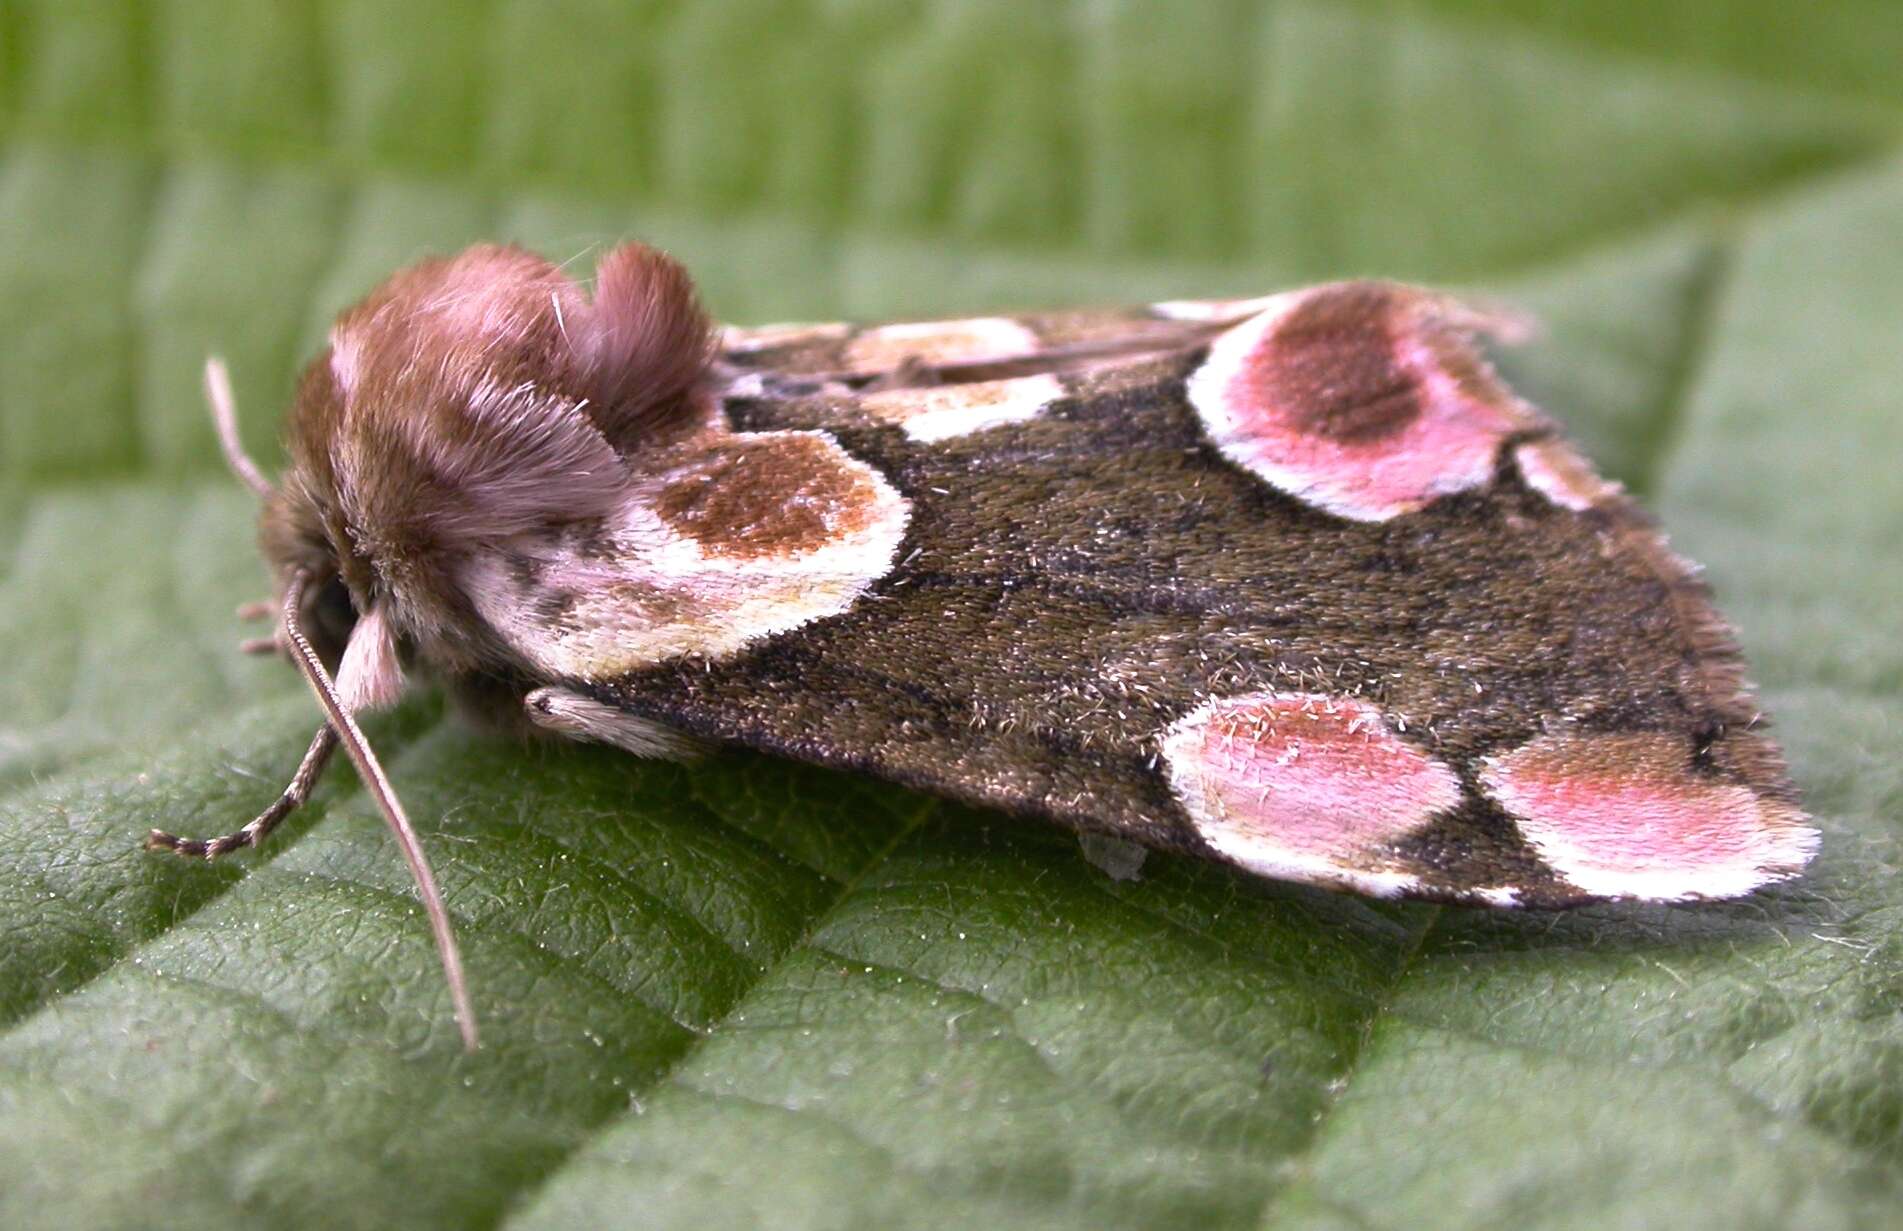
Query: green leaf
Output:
[[2, 4, 1899, 1228]]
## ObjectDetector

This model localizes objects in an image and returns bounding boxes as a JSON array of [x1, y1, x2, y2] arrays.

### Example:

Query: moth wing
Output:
[[576, 285, 1813, 907], [718, 296, 1259, 384]]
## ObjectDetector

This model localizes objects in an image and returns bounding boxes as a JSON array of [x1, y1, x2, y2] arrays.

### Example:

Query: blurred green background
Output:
[[1, 3, 1900, 1229]]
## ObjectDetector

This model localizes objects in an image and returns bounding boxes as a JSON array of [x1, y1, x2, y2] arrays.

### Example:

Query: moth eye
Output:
[[304, 573, 359, 668]]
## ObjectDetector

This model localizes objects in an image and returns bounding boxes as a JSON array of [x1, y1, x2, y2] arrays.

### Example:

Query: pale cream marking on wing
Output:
[[840, 316, 1043, 375], [860, 373, 1066, 443], [722, 372, 771, 399], [720, 321, 853, 353], [1148, 292, 1296, 323], [1184, 296, 1315, 502], [1515, 439, 1622, 511]]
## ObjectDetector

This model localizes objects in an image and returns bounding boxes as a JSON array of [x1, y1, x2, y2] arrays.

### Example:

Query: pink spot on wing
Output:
[[1161, 692, 1460, 895], [1185, 283, 1533, 521], [1482, 731, 1817, 901]]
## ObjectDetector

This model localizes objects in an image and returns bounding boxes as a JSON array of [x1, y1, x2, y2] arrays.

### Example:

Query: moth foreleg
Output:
[[523, 686, 704, 761], [1078, 831, 1149, 882], [236, 601, 281, 654], [146, 724, 339, 858]]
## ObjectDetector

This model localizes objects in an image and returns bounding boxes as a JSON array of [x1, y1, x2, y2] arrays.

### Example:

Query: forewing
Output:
[[586, 287, 1813, 907]]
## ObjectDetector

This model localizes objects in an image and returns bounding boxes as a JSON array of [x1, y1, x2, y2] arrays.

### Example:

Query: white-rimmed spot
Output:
[[467, 430, 910, 679], [1185, 283, 1532, 522], [1481, 731, 1818, 901], [1160, 691, 1461, 897]]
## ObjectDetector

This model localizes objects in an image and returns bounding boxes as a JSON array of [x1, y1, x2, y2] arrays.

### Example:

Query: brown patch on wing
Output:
[[656, 434, 881, 559], [1254, 284, 1421, 445]]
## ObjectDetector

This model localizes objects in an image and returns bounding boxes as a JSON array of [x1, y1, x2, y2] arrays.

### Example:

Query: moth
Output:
[[152, 242, 1817, 1049]]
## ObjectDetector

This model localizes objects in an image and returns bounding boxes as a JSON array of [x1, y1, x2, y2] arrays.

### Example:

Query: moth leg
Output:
[[524, 686, 705, 760], [146, 724, 339, 858], [237, 598, 283, 655], [1078, 832, 1148, 882]]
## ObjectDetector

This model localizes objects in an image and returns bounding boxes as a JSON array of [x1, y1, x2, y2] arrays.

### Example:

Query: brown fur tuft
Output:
[[575, 243, 717, 449]]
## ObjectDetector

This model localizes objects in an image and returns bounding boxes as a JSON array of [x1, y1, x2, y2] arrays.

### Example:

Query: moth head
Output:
[[250, 360, 365, 672], [185, 241, 718, 1051], [239, 242, 716, 681]]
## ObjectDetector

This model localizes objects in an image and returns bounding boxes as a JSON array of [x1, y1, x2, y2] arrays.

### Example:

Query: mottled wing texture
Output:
[[582, 283, 1813, 907]]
